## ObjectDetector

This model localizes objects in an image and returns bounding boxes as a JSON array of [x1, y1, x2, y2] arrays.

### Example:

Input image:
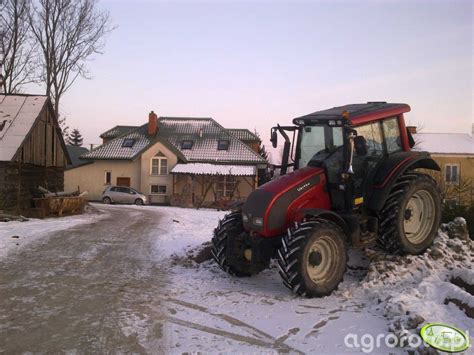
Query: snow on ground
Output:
[[2, 203, 472, 353], [143, 206, 473, 354], [0, 207, 106, 259]]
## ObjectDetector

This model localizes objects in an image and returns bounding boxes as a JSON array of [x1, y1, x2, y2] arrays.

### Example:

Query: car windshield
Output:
[[298, 125, 343, 168]]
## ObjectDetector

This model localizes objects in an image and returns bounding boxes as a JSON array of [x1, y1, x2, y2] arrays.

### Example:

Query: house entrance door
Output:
[[116, 177, 131, 187]]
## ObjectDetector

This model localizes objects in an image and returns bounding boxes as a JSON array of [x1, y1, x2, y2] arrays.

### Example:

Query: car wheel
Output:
[[135, 198, 144, 205], [103, 197, 112, 204]]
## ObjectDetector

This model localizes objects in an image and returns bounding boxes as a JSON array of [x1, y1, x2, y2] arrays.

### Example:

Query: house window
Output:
[[217, 140, 230, 150], [181, 140, 194, 149], [445, 164, 459, 184], [215, 175, 237, 199], [151, 152, 168, 175], [444, 197, 459, 209], [122, 138, 136, 148], [105, 171, 112, 185], [150, 184, 167, 195]]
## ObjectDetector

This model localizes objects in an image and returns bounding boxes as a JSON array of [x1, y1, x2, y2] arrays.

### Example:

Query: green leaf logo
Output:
[[420, 323, 470, 353]]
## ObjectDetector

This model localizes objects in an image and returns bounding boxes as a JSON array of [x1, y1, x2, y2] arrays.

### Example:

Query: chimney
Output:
[[407, 126, 417, 134], [148, 111, 158, 136]]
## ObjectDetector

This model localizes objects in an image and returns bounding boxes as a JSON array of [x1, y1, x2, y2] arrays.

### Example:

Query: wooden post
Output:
[[16, 160, 22, 214]]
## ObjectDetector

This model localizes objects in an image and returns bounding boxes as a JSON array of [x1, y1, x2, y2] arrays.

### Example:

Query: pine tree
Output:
[[67, 128, 83, 146], [254, 129, 269, 162]]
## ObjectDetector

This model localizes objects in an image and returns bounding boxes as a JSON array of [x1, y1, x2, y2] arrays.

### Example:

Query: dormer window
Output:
[[181, 140, 194, 149], [122, 138, 136, 148], [217, 140, 229, 150]]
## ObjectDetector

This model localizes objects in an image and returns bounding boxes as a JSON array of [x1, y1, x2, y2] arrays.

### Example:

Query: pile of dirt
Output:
[[361, 218, 473, 353]]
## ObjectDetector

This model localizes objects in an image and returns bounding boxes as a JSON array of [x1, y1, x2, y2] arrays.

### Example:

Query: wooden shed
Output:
[[0, 94, 71, 214]]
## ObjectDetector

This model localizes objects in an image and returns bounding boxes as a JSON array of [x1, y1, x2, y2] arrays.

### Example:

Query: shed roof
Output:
[[413, 133, 474, 155], [66, 145, 90, 169], [0, 95, 49, 161], [82, 117, 266, 165], [171, 163, 256, 176]]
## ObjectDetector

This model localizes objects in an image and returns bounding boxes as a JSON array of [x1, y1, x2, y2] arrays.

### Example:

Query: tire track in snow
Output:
[[165, 297, 304, 354]]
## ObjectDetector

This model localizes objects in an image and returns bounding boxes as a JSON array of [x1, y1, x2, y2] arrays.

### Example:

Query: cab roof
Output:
[[293, 102, 411, 126]]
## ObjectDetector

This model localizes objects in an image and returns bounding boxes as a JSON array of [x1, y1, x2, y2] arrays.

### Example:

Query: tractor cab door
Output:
[[352, 117, 405, 202], [351, 122, 385, 200]]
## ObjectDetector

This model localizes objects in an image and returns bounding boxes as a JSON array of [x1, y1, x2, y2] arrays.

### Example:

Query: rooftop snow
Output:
[[0, 95, 48, 161], [171, 163, 256, 176], [414, 133, 474, 155], [228, 129, 260, 142], [99, 125, 138, 139]]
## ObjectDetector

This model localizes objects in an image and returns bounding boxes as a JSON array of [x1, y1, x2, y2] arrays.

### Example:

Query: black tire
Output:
[[277, 219, 347, 297], [135, 198, 144, 205], [103, 197, 112, 204], [378, 172, 441, 255], [211, 211, 252, 277]]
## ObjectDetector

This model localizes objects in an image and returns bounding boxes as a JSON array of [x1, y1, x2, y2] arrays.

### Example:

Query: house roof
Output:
[[99, 125, 138, 139], [0, 95, 49, 161], [228, 129, 260, 142], [171, 163, 256, 176], [66, 145, 90, 169], [414, 133, 474, 155], [82, 117, 266, 165]]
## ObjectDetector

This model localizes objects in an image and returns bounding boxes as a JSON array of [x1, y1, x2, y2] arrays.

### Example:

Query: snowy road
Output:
[[0, 207, 167, 353]]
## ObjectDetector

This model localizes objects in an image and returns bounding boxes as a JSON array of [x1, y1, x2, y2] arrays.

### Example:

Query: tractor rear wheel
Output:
[[379, 172, 441, 254], [211, 211, 252, 277], [277, 219, 347, 297]]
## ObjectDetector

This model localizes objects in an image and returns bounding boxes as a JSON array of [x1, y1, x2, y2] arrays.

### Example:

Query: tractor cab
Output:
[[270, 102, 415, 212], [212, 102, 441, 298]]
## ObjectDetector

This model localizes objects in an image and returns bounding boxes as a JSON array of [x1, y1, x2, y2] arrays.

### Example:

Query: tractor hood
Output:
[[242, 166, 330, 237]]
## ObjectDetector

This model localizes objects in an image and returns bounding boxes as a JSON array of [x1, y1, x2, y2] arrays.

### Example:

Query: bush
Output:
[[442, 203, 474, 239]]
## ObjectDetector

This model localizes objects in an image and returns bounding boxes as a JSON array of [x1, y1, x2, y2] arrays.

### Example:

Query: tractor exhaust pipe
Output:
[[347, 131, 356, 175]]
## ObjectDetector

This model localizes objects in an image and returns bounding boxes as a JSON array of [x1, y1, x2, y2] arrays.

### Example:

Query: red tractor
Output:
[[211, 102, 442, 297]]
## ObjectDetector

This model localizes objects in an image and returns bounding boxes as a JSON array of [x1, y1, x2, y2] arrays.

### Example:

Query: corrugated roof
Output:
[[0, 95, 48, 161], [171, 163, 256, 176], [99, 125, 138, 139], [414, 133, 474, 155], [82, 117, 266, 164], [228, 129, 260, 142]]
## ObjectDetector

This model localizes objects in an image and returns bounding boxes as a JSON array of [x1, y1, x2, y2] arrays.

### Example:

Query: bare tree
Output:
[[28, 0, 112, 117], [0, 0, 38, 93]]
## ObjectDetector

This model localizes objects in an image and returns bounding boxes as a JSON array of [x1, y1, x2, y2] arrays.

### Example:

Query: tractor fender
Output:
[[298, 208, 350, 238], [367, 151, 440, 211]]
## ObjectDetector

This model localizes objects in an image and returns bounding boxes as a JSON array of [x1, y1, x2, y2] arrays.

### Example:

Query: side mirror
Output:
[[270, 130, 278, 148], [354, 136, 368, 156]]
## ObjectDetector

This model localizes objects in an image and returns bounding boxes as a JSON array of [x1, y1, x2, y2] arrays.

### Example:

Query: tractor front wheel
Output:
[[379, 172, 441, 254], [277, 219, 347, 297], [211, 211, 252, 277]]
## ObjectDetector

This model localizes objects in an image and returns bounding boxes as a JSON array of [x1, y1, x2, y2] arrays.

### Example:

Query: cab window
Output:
[[354, 122, 384, 156], [382, 117, 402, 153]]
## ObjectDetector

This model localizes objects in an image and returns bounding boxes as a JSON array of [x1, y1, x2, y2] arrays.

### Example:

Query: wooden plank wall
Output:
[[16, 107, 67, 168], [0, 161, 64, 212]]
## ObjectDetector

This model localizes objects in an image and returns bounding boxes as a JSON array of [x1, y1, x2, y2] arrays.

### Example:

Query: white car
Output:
[[101, 186, 148, 205]]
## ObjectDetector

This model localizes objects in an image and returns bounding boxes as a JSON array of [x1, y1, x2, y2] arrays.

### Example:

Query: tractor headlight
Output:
[[253, 217, 263, 226], [242, 213, 249, 223]]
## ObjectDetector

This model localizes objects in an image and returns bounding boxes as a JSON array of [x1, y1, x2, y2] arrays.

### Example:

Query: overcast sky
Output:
[[30, 0, 472, 152]]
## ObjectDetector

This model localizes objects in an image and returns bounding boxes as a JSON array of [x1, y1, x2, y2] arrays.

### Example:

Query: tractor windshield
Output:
[[299, 125, 343, 168]]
